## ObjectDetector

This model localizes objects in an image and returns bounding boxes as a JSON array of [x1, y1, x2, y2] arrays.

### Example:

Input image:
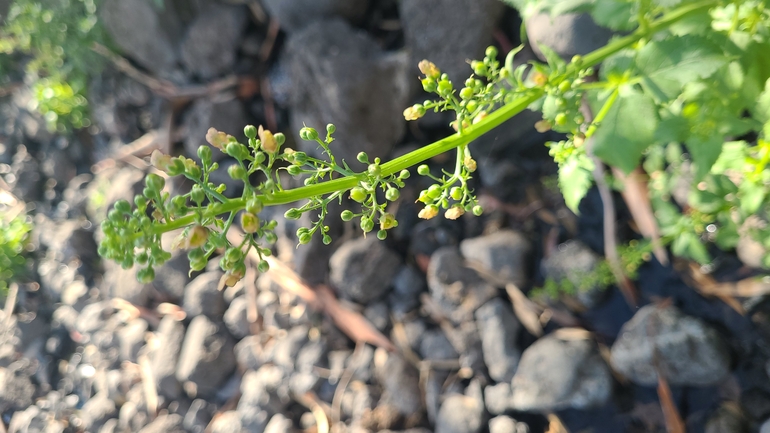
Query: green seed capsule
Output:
[[298, 232, 313, 245], [146, 173, 165, 192], [450, 187, 463, 200], [258, 260, 270, 273], [323, 235, 332, 245], [228, 164, 246, 180], [472, 205, 483, 216], [386, 188, 400, 202], [341, 210, 355, 221], [377, 230, 387, 240], [361, 218, 375, 233], [287, 165, 302, 176], [137, 267, 155, 283], [284, 208, 302, 220], [368, 164, 381, 177], [417, 165, 430, 176], [350, 187, 367, 203]]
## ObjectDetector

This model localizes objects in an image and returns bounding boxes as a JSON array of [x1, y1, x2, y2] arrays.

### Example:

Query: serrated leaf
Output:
[[558, 156, 594, 213], [592, 91, 659, 174], [655, 116, 689, 143], [599, 50, 635, 83], [636, 35, 729, 100]]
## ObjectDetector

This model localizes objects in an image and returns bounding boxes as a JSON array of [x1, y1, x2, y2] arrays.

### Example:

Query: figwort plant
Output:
[[99, 0, 770, 290]]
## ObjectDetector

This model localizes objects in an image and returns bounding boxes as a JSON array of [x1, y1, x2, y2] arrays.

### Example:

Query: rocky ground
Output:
[[2, 1, 770, 432]]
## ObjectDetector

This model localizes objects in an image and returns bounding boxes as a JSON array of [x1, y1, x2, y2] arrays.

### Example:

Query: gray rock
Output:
[[376, 353, 422, 416], [329, 236, 401, 303], [180, 4, 247, 79], [209, 410, 242, 433], [761, 418, 770, 433], [364, 301, 390, 332], [238, 365, 289, 424], [389, 265, 426, 318], [511, 332, 612, 411], [262, 0, 369, 32], [272, 326, 309, 370], [100, 0, 177, 75], [176, 315, 236, 398], [264, 413, 293, 433], [117, 318, 148, 363], [137, 413, 185, 433], [8, 406, 65, 433], [484, 382, 514, 415], [98, 419, 119, 433], [224, 296, 250, 339], [285, 18, 410, 166], [435, 393, 485, 433], [80, 393, 117, 432], [183, 271, 227, 320], [101, 262, 151, 306], [419, 329, 459, 361], [183, 99, 252, 164], [234, 335, 265, 371], [400, 0, 504, 85], [427, 247, 497, 324], [150, 315, 186, 399], [610, 304, 731, 386], [152, 253, 194, 302], [460, 229, 530, 287], [705, 404, 747, 433], [526, 13, 614, 61], [541, 240, 605, 307], [0, 363, 34, 412], [475, 298, 521, 383], [489, 416, 529, 433]]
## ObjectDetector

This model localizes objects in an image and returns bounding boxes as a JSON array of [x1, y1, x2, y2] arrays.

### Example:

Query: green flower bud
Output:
[[357, 152, 369, 164], [244, 125, 258, 139], [377, 230, 387, 240], [274, 132, 286, 147], [284, 208, 302, 220], [368, 163, 381, 178], [287, 165, 302, 176], [422, 78, 437, 93], [427, 184, 442, 199], [360, 218, 375, 233], [258, 260, 270, 273], [190, 186, 205, 204], [386, 188, 400, 202], [350, 187, 367, 203], [450, 187, 463, 200], [298, 232, 313, 245], [485, 46, 498, 59], [255, 152, 266, 164], [323, 235, 332, 245], [417, 164, 430, 176], [246, 199, 263, 215], [472, 205, 484, 216], [555, 112, 568, 126], [471, 60, 487, 77], [137, 267, 155, 283], [134, 195, 147, 209], [225, 248, 242, 264], [241, 212, 260, 233], [459, 87, 474, 100], [299, 127, 318, 141], [558, 80, 571, 93], [146, 173, 165, 192], [571, 55, 583, 66], [341, 210, 355, 221], [399, 169, 410, 179], [190, 257, 207, 271], [228, 164, 246, 180], [437, 79, 453, 96], [326, 124, 336, 135], [114, 199, 131, 214], [197, 145, 213, 163]]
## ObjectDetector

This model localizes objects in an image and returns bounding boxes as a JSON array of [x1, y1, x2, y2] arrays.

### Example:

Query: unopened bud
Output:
[[258, 125, 278, 153], [205, 128, 230, 150], [418, 60, 440, 79]]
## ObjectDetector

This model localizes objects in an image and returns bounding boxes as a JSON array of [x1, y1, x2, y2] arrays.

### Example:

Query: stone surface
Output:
[[209, 410, 242, 433], [0, 363, 35, 412], [238, 365, 289, 430], [427, 247, 497, 324], [541, 240, 605, 307], [610, 304, 731, 386], [400, 0, 504, 85], [511, 332, 612, 411], [376, 353, 422, 417], [150, 316, 186, 399], [183, 99, 252, 164], [490, 416, 529, 433], [435, 393, 485, 433], [285, 18, 410, 166], [117, 318, 148, 363], [180, 4, 248, 79], [419, 329, 459, 361], [262, 0, 369, 32], [526, 13, 614, 61], [100, 0, 177, 75], [475, 298, 521, 383], [137, 413, 185, 433], [79, 393, 117, 432], [389, 265, 426, 318], [183, 271, 227, 320], [460, 229, 530, 287], [224, 296, 251, 339], [176, 315, 236, 398], [484, 382, 514, 415], [329, 236, 401, 304]]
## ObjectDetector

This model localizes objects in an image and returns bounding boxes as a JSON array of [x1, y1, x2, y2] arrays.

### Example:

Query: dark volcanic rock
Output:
[[329, 236, 401, 304], [180, 4, 248, 79], [150, 316, 186, 399], [526, 12, 614, 61], [460, 229, 530, 287], [183, 271, 226, 320], [262, 0, 369, 32], [475, 298, 521, 383], [176, 315, 236, 399]]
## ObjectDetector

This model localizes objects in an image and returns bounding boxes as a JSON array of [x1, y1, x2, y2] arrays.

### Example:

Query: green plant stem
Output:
[[585, 87, 620, 138], [144, 0, 717, 238]]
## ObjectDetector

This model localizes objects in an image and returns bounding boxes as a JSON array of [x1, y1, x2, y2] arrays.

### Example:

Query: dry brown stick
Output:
[[259, 17, 281, 62]]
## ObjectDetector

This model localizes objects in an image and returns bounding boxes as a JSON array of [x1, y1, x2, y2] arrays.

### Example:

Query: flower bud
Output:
[[259, 125, 279, 153], [417, 164, 430, 176], [445, 205, 465, 220], [284, 208, 302, 220], [241, 212, 260, 233], [228, 164, 246, 180], [418, 60, 440, 79], [464, 156, 477, 172], [244, 125, 258, 139], [341, 210, 355, 221], [360, 218, 375, 233], [205, 128, 229, 150], [350, 187, 367, 203], [377, 230, 387, 240], [146, 173, 165, 192], [485, 46, 498, 59], [299, 126, 318, 141], [246, 198, 263, 214], [472, 205, 484, 216], [357, 152, 369, 164], [418, 205, 439, 220], [403, 104, 426, 121], [326, 124, 336, 135], [422, 78, 437, 93], [151, 150, 174, 173], [258, 260, 270, 273], [385, 188, 400, 202]]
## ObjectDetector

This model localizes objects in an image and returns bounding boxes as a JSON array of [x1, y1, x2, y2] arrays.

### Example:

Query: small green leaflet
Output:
[[636, 35, 729, 101], [558, 155, 594, 213], [756, 78, 770, 124], [592, 90, 659, 174]]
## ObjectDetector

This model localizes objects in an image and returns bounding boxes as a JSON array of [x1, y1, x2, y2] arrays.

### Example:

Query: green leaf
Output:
[[599, 50, 635, 83], [592, 90, 659, 173], [756, 78, 770, 125], [538, 43, 566, 72], [672, 231, 710, 264], [685, 135, 723, 180], [711, 141, 748, 174], [739, 181, 765, 214], [636, 35, 729, 100], [590, 0, 636, 31], [558, 156, 594, 213]]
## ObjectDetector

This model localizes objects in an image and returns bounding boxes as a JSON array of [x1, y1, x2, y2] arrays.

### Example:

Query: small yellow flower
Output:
[[259, 125, 278, 153], [418, 60, 441, 79], [205, 128, 229, 150], [403, 105, 425, 121], [534, 120, 552, 133], [241, 212, 260, 233], [464, 156, 477, 172], [380, 213, 398, 230], [150, 149, 173, 173], [418, 205, 439, 220], [185, 225, 209, 249], [445, 205, 465, 220]]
